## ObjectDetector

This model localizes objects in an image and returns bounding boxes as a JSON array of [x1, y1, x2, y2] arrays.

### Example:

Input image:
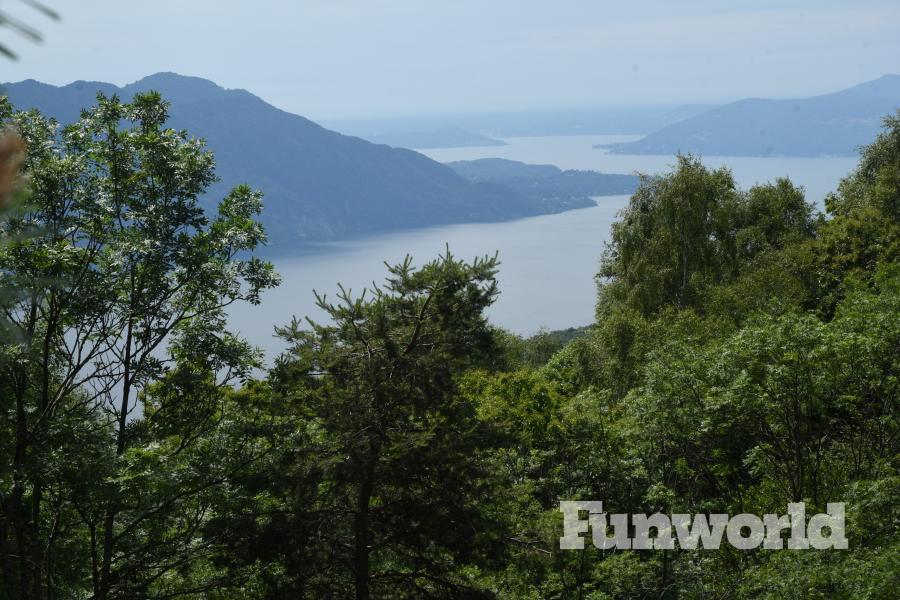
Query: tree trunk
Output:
[[9, 300, 38, 598], [13, 383, 33, 599], [99, 316, 135, 600], [353, 436, 380, 600], [353, 474, 374, 600], [1, 501, 17, 600], [30, 484, 44, 600]]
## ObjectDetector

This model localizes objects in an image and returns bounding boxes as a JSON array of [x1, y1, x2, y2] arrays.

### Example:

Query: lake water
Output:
[[423, 135, 858, 203], [230, 135, 860, 360]]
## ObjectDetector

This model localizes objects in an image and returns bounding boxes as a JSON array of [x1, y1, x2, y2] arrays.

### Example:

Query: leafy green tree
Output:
[[813, 112, 900, 315], [0, 93, 278, 599], [828, 111, 900, 222], [598, 156, 815, 319], [598, 155, 741, 316], [522, 328, 564, 368]]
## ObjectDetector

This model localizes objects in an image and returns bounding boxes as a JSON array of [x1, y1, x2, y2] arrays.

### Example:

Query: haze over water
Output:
[[423, 135, 859, 203], [230, 135, 859, 360]]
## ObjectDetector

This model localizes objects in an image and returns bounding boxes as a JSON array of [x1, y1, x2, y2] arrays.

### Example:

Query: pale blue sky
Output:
[[3, 0, 898, 118]]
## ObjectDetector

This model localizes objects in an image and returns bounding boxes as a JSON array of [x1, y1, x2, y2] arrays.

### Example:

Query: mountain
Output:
[[446, 158, 637, 206], [600, 75, 900, 157], [447, 159, 561, 181], [365, 126, 506, 149], [2, 73, 615, 253]]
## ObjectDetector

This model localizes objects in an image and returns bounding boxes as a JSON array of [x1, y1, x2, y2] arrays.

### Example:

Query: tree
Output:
[[0, 92, 278, 599], [598, 155, 741, 316], [598, 155, 815, 318], [828, 110, 900, 222], [231, 252, 504, 599], [814, 112, 900, 314]]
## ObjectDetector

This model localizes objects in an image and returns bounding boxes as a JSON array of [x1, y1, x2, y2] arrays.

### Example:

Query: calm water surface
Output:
[[231, 135, 860, 359]]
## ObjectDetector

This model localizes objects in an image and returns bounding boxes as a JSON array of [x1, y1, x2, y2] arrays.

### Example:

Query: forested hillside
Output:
[[1, 90, 897, 599], [447, 158, 638, 207]]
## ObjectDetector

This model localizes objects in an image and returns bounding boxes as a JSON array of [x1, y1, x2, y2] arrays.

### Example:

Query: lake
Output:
[[229, 135, 860, 359]]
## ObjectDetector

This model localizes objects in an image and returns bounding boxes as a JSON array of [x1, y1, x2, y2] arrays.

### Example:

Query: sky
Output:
[[2, 0, 899, 119]]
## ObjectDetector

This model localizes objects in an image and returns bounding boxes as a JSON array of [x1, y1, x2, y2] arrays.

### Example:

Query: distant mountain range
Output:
[[447, 159, 637, 204], [600, 75, 900, 157], [1, 73, 627, 253], [365, 126, 506, 149], [323, 105, 711, 139]]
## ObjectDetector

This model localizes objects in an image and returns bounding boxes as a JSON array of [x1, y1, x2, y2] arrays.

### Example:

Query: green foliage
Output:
[[828, 111, 900, 221], [477, 116, 899, 599], [0, 93, 278, 599], [2, 92, 898, 599], [598, 155, 816, 319], [213, 252, 507, 598]]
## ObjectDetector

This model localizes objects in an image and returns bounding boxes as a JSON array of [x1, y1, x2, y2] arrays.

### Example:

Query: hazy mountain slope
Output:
[[447, 158, 637, 204], [2, 73, 600, 251], [601, 74, 900, 157], [447, 159, 562, 181]]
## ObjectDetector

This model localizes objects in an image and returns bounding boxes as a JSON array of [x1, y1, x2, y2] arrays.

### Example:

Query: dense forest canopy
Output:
[[1, 94, 898, 599]]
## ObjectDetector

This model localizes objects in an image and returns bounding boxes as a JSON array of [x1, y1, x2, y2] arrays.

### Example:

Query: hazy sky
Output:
[[3, 0, 898, 119]]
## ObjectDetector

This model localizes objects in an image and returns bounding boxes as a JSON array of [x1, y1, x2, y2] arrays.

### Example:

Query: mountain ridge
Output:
[[600, 74, 900, 157], [2, 73, 626, 252]]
